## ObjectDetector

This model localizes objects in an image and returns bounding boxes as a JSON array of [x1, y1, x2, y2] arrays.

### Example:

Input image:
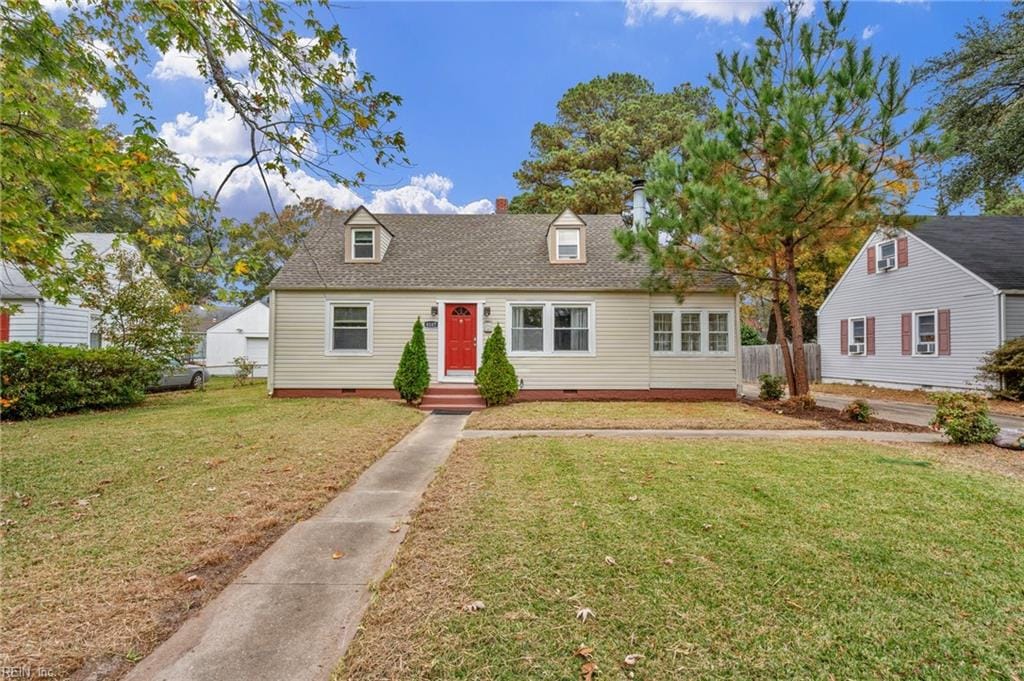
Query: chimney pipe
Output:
[[495, 197, 509, 214], [631, 178, 647, 231]]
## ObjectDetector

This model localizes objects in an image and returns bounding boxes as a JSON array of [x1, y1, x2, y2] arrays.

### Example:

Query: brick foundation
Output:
[[515, 388, 738, 402], [272, 388, 401, 399]]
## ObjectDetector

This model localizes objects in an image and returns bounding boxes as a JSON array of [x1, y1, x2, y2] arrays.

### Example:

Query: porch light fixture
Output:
[[430, 305, 438, 317], [484, 306, 492, 317]]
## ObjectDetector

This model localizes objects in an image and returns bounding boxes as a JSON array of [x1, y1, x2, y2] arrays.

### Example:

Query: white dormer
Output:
[[344, 206, 393, 263], [546, 209, 587, 264]]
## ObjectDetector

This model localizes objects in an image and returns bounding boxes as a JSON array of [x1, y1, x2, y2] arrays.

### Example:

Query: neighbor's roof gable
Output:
[[270, 210, 735, 292]]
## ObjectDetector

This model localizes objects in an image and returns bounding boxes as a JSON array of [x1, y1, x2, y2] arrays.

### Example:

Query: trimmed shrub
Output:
[[741, 324, 766, 346], [393, 318, 430, 404], [0, 342, 161, 420], [759, 373, 785, 401], [842, 398, 872, 423], [979, 337, 1024, 401], [475, 325, 519, 406], [929, 391, 1000, 445]]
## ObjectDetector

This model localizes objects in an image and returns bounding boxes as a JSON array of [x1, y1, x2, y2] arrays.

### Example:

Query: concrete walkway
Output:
[[740, 384, 1024, 430], [126, 413, 468, 681], [461, 428, 943, 443]]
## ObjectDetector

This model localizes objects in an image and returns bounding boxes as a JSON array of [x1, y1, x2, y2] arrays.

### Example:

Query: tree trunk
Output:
[[784, 246, 810, 396], [771, 293, 797, 397]]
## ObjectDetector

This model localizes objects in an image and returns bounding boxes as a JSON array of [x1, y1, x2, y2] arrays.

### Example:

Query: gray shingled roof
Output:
[[270, 211, 736, 292], [910, 216, 1024, 291]]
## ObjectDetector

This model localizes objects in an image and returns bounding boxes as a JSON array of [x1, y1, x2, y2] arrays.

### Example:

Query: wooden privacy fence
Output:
[[741, 343, 821, 383]]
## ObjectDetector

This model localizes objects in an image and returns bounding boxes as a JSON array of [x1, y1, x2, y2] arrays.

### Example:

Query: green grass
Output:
[[1, 380, 423, 678], [342, 437, 1024, 680], [466, 400, 810, 430]]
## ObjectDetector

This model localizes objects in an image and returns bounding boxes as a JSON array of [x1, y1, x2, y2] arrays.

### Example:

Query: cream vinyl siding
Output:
[[271, 289, 739, 391], [818, 230, 1000, 390]]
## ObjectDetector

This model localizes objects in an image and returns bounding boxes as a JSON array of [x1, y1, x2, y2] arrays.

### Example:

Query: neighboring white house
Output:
[[266, 187, 742, 402], [817, 216, 1024, 391], [0, 233, 138, 347], [204, 301, 270, 377]]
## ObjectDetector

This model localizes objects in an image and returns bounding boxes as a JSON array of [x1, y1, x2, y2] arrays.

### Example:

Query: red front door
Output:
[[444, 304, 477, 373]]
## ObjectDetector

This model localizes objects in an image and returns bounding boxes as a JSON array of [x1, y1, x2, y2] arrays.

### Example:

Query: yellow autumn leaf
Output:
[[233, 260, 250, 275]]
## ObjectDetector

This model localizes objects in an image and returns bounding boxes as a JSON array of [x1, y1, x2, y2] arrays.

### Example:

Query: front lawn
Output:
[[1, 381, 423, 679], [341, 437, 1024, 679], [466, 400, 810, 430]]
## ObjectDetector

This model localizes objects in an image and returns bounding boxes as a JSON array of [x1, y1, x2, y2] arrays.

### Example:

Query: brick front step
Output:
[[419, 385, 485, 412]]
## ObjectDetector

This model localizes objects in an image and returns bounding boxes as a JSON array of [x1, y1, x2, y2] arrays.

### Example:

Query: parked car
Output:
[[154, 361, 209, 390]]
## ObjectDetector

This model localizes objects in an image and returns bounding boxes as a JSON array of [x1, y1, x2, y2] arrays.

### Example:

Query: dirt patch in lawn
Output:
[[813, 382, 1024, 417], [746, 397, 928, 432], [340, 437, 1024, 679], [1, 382, 423, 680]]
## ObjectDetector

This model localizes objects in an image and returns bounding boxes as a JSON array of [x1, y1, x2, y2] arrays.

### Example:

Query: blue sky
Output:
[[95, 1, 1010, 218]]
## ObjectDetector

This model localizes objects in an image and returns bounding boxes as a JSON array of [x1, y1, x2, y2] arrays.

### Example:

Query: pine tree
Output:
[[475, 325, 519, 406], [393, 318, 430, 404]]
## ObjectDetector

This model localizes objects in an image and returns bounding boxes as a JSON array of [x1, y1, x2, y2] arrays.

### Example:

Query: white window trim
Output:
[[876, 238, 898, 272], [351, 228, 375, 261], [847, 316, 866, 356], [555, 228, 580, 261], [324, 300, 373, 356], [649, 309, 735, 357], [505, 301, 597, 357], [912, 308, 938, 357], [650, 310, 676, 354]]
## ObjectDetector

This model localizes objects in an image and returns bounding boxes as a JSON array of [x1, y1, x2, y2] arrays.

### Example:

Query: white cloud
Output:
[[161, 92, 490, 216], [625, 0, 814, 25], [862, 24, 879, 40], [85, 90, 107, 110], [151, 47, 249, 81]]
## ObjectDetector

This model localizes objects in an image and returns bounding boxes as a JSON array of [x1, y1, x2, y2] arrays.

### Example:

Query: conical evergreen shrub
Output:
[[393, 318, 431, 404], [475, 324, 519, 406]]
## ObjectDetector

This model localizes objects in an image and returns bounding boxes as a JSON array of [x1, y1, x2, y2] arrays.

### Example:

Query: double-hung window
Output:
[[351, 229, 374, 260], [877, 239, 896, 270], [508, 302, 594, 354], [510, 305, 544, 353], [652, 312, 674, 352], [849, 316, 866, 355], [680, 312, 702, 353], [914, 310, 936, 356], [329, 303, 371, 353], [553, 305, 590, 352], [555, 229, 580, 261], [650, 310, 732, 355]]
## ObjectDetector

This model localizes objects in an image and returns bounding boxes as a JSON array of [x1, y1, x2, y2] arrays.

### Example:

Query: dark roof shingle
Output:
[[910, 216, 1024, 291], [270, 211, 736, 292]]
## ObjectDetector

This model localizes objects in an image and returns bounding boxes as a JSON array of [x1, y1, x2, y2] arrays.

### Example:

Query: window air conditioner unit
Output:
[[848, 343, 865, 355], [917, 342, 936, 355], [877, 256, 896, 271]]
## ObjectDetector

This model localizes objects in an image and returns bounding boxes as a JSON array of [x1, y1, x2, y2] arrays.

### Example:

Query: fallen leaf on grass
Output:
[[663, 558, 675, 566], [604, 556, 616, 566], [628, 495, 638, 502], [332, 551, 345, 560], [576, 607, 595, 623], [702, 523, 713, 531], [462, 600, 486, 613], [574, 645, 594, 659], [388, 525, 401, 533], [581, 661, 598, 680], [623, 654, 643, 667]]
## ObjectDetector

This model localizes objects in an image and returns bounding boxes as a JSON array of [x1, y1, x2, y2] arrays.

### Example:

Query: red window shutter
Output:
[[867, 245, 876, 274], [866, 317, 875, 355], [938, 309, 951, 355], [897, 237, 909, 268], [0, 312, 9, 342], [901, 313, 912, 355], [840, 319, 848, 355]]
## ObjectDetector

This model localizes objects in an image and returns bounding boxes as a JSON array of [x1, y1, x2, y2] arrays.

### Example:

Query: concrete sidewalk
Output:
[[126, 413, 468, 681], [741, 384, 1024, 430], [461, 428, 943, 443]]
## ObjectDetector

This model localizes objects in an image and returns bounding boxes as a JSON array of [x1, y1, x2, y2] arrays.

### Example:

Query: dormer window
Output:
[[556, 229, 580, 260], [352, 229, 374, 260]]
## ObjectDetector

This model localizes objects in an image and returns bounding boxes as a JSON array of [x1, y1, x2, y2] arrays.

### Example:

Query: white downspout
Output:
[[267, 290, 276, 396]]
